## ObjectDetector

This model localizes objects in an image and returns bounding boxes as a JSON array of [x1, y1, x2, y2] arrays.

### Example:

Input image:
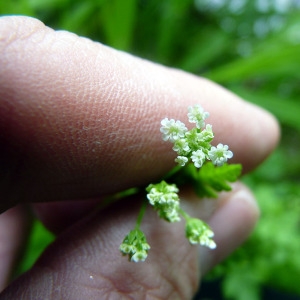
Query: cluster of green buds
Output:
[[185, 217, 216, 249], [119, 229, 150, 262], [146, 181, 180, 222], [120, 104, 236, 262]]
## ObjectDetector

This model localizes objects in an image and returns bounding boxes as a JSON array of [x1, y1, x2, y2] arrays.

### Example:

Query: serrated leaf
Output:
[[195, 162, 242, 198]]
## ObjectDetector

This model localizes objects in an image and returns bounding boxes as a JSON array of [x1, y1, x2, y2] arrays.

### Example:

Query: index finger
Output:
[[0, 16, 279, 211]]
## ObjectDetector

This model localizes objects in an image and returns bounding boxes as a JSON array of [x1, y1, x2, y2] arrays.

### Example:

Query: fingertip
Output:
[[199, 183, 259, 274], [232, 101, 281, 173]]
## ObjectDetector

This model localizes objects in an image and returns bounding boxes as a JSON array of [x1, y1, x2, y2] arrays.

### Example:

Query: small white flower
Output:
[[175, 156, 189, 166], [173, 139, 190, 154], [160, 118, 188, 142], [131, 251, 148, 262], [119, 243, 134, 254], [208, 143, 233, 166], [191, 149, 206, 168], [187, 104, 209, 129]]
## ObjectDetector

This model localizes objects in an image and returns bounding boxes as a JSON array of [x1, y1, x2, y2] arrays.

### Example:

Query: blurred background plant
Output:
[[1, 0, 300, 299]]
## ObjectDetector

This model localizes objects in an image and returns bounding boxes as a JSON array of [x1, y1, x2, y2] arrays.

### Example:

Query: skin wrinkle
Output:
[[61, 265, 117, 300], [177, 243, 200, 294], [140, 217, 199, 299], [59, 256, 182, 300]]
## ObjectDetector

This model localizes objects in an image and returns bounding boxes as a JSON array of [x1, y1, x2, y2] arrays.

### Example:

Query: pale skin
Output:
[[0, 16, 279, 299]]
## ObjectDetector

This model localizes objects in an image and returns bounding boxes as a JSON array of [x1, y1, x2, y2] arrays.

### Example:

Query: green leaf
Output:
[[195, 162, 242, 198], [177, 29, 230, 73]]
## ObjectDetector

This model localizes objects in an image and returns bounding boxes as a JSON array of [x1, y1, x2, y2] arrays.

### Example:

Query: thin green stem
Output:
[[97, 187, 140, 211], [162, 164, 182, 181], [135, 198, 148, 229], [179, 208, 191, 221]]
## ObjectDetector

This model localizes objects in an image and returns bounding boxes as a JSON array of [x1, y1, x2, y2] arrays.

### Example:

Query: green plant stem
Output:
[[135, 198, 148, 229], [179, 208, 191, 221], [97, 187, 140, 210], [162, 164, 183, 180]]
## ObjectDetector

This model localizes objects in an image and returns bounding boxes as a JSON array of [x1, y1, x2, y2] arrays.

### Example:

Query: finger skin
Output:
[[0, 206, 30, 292], [0, 16, 279, 211], [199, 185, 259, 275], [0, 184, 258, 299]]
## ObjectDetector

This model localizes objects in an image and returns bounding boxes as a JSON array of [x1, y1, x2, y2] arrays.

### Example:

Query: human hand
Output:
[[0, 16, 279, 299]]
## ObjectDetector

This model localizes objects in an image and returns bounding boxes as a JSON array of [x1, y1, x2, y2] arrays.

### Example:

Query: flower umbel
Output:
[[185, 218, 216, 249], [120, 229, 150, 262]]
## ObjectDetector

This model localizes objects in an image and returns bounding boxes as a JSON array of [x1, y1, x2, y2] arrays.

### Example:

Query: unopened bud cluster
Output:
[[146, 181, 180, 222], [119, 229, 150, 262]]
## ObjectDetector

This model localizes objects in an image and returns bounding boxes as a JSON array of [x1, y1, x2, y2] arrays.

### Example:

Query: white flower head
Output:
[[191, 149, 206, 168], [175, 156, 189, 166], [208, 143, 233, 166], [187, 104, 209, 129], [160, 118, 188, 142]]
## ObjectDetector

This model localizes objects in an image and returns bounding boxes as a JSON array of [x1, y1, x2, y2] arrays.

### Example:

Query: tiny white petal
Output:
[[131, 251, 148, 262], [191, 149, 206, 168], [175, 156, 188, 166]]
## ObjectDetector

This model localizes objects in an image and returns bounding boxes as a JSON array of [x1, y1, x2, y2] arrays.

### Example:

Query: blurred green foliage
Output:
[[1, 0, 300, 299]]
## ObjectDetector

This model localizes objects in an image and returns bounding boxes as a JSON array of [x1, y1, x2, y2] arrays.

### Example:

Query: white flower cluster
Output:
[[146, 181, 181, 222], [185, 218, 216, 249], [119, 229, 151, 262], [160, 104, 233, 168]]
